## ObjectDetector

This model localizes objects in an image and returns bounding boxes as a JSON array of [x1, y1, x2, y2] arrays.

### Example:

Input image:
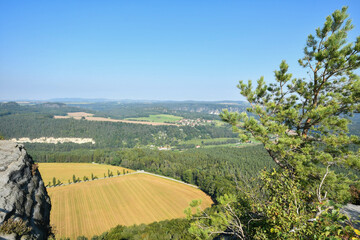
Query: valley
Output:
[[0, 99, 358, 239]]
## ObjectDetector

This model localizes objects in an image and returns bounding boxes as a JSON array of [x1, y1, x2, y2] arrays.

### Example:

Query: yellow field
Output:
[[38, 163, 133, 185], [47, 173, 213, 239]]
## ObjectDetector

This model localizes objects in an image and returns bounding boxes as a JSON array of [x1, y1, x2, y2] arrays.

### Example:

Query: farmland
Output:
[[47, 173, 213, 239], [177, 137, 261, 149], [38, 163, 133, 185], [53, 112, 178, 126], [126, 114, 183, 123]]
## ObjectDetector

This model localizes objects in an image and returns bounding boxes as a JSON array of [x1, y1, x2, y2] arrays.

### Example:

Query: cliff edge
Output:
[[0, 141, 51, 240]]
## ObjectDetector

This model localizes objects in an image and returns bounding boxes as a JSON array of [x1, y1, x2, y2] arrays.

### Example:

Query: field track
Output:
[[47, 173, 213, 239]]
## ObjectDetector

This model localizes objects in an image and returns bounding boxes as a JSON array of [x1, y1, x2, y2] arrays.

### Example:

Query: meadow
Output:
[[47, 173, 213, 239], [177, 137, 261, 148], [126, 114, 183, 123], [38, 163, 133, 185]]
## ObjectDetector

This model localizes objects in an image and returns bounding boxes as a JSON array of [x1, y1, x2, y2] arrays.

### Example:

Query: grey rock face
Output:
[[0, 141, 51, 239], [342, 203, 360, 230]]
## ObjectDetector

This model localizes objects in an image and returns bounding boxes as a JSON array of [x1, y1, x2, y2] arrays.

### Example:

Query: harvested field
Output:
[[47, 173, 213, 239], [67, 112, 94, 117], [38, 163, 133, 185], [53, 112, 178, 126]]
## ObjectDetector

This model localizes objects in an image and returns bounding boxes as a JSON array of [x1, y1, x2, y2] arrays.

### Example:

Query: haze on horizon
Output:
[[1, 1, 359, 101]]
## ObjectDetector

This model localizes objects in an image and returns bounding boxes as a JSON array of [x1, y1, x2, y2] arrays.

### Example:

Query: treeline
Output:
[[47, 169, 130, 187], [60, 218, 192, 240], [31, 146, 274, 200], [202, 138, 239, 145], [0, 101, 89, 117]]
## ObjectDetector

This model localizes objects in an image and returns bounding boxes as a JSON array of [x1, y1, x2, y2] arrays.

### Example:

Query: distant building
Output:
[[158, 146, 171, 151]]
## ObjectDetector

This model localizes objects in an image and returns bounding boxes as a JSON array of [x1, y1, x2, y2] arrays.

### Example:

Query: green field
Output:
[[178, 137, 261, 148], [126, 114, 183, 123], [46, 173, 213, 239]]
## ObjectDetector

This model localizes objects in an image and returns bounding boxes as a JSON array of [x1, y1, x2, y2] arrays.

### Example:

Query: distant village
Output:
[[176, 118, 213, 127]]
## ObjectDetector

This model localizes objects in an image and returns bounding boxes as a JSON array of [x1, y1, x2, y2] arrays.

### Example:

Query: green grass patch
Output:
[[126, 114, 183, 123], [177, 137, 261, 148]]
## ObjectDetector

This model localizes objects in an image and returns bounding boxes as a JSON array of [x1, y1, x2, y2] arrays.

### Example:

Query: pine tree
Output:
[[190, 7, 360, 239], [221, 6, 360, 202]]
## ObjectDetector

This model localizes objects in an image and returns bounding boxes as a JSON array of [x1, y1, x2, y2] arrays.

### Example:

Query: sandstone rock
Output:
[[0, 141, 51, 239]]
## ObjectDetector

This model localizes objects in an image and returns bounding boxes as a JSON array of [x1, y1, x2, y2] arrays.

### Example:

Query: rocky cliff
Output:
[[0, 141, 51, 240]]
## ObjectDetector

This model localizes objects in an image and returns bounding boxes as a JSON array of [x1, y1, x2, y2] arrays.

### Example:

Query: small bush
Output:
[[0, 218, 31, 236], [31, 163, 38, 176], [350, 185, 360, 205]]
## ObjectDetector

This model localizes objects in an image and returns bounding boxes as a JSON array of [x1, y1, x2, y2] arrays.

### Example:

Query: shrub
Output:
[[0, 218, 31, 236]]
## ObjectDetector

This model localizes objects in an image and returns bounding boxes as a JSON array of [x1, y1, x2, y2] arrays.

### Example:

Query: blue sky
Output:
[[1, 1, 359, 101]]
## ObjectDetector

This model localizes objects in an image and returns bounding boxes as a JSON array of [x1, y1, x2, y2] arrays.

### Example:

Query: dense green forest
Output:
[[59, 218, 192, 240], [31, 145, 274, 200]]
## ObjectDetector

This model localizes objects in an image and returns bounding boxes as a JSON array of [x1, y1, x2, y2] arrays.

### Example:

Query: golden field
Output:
[[38, 163, 133, 185], [47, 173, 213, 239]]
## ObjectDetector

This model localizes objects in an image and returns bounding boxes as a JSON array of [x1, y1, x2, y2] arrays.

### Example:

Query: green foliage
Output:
[[220, 6, 360, 202], [253, 169, 310, 239], [187, 194, 248, 239], [0, 218, 32, 236], [76, 236, 88, 240], [188, 7, 360, 240], [93, 218, 193, 240], [107, 169, 113, 177], [350, 184, 360, 205], [253, 170, 357, 239], [188, 169, 358, 239]]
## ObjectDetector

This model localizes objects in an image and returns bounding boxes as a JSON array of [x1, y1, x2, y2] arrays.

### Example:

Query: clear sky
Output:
[[1, 1, 359, 101]]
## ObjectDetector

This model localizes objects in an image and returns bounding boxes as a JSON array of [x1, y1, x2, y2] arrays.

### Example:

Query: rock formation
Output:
[[0, 141, 51, 240]]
